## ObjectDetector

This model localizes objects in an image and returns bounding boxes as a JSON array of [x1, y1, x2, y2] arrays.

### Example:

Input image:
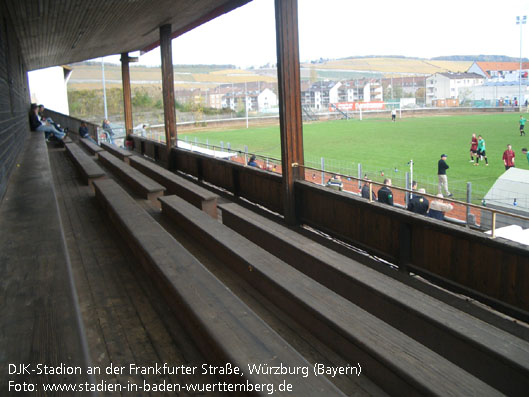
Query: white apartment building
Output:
[[426, 72, 484, 106]]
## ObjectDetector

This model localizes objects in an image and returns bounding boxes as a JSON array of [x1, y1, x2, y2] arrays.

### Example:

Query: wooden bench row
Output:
[[92, 179, 342, 396], [158, 195, 500, 397], [128, 155, 218, 218], [74, 139, 219, 217], [97, 151, 165, 205], [219, 202, 529, 396], [65, 142, 105, 186], [79, 137, 104, 155], [101, 141, 133, 163]]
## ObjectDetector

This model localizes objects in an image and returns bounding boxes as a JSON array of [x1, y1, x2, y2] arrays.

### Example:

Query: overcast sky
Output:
[[104, 0, 529, 67]]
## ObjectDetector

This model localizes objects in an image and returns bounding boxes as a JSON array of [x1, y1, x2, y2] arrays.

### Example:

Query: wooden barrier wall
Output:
[[45, 109, 98, 140], [295, 180, 529, 317], [172, 147, 284, 215], [130, 137, 284, 214]]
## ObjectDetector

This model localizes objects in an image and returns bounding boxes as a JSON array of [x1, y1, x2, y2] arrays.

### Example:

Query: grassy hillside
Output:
[[304, 57, 473, 75]]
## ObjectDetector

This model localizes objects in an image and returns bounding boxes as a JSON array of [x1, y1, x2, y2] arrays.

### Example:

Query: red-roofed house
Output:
[[468, 61, 529, 80]]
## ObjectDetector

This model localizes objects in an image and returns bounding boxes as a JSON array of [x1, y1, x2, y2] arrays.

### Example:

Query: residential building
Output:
[[468, 61, 529, 82], [426, 72, 484, 106], [257, 88, 277, 111], [302, 81, 341, 110]]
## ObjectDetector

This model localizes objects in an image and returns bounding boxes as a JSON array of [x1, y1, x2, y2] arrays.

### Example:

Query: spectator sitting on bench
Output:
[[428, 194, 453, 221], [247, 155, 260, 168], [326, 174, 343, 191], [407, 188, 429, 215], [29, 103, 66, 141], [38, 104, 67, 133], [102, 119, 114, 136], [79, 122, 97, 144], [377, 178, 394, 205]]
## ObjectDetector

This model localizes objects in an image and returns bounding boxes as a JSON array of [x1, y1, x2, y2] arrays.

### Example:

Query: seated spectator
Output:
[[407, 188, 429, 215], [377, 178, 393, 205], [326, 174, 343, 191], [102, 119, 114, 136], [79, 122, 97, 144], [29, 103, 66, 141], [428, 194, 454, 221], [247, 155, 260, 168], [38, 104, 66, 133], [361, 178, 376, 200]]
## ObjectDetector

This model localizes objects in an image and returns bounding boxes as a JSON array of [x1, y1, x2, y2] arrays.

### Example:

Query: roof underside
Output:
[[5, 0, 252, 71]]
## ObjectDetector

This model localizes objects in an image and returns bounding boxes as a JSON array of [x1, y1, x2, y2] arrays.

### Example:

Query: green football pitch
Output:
[[180, 113, 529, 201]]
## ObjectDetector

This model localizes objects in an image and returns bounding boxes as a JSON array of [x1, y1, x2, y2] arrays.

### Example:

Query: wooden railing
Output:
[[129, 135, 529, 319]]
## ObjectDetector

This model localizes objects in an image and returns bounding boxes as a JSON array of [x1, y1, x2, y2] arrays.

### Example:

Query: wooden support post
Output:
[[160, 24, 177, 163], [275, 0, 304, 225], [121, 52, 133, 137]]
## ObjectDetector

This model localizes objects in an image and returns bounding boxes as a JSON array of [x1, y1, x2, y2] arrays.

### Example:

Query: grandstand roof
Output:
[[5, 0, 252, 71]]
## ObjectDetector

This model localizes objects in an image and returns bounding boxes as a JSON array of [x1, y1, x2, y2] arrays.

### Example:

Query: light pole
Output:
[[517, 15, 526, 112]]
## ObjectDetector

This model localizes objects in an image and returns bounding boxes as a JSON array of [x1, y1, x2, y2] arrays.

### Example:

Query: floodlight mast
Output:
[[517, 15, 526, 112]]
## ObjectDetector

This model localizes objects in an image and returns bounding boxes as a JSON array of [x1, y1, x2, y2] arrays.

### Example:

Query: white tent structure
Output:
[[485, 225, 529, 245], [481, 168, 529, 230], [177, 140, 237, 159]]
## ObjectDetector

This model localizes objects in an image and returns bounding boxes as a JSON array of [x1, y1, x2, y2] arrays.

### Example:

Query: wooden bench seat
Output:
[[92, 179, 343, 397], [159, 195, 500, 397], [79, 137, 104, 156], [97, 151, 165, 204], [129, 155, 218, 218], [101, 141, 133, 163], [65, 142, 106, 187], [219, 202, 529, 396]]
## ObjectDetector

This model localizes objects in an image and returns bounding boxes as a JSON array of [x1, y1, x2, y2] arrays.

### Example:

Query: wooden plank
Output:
[[97, 151, 165, 204], [219, 201, 529, 396], [100, 141, 133, 163], [79, 137, 104, 155], [65, 142, 106, 186], [160, 194, 501, 397], [129, 155, 218, 218], [0, 133, 90, 391], [93, 179, 344, 397], [275, 0, 304, 224], [49, 146, 214, 389]]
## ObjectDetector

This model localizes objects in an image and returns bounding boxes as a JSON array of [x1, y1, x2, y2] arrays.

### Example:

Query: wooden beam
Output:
[[121, 52, 133, 137], [160, 24, 177, 161], [275, 0, 304, 225]]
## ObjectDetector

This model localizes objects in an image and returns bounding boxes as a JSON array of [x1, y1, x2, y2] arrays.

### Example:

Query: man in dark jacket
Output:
[[437, 154, 452, 197], [361, 180, 376, 200], [407, 188, 429, 215], [377, 178, 393, 206]]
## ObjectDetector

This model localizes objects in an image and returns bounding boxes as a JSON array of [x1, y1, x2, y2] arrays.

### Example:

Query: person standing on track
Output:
[[437, 154, 452, 197]]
